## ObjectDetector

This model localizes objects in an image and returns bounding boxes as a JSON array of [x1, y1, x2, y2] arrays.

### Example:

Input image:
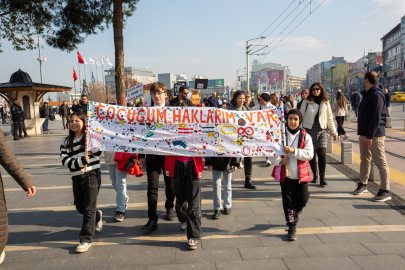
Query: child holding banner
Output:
[[268, 109, 314, 241], [60, 113, 103, 253]]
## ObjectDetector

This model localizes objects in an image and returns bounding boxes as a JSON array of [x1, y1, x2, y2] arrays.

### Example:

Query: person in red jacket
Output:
[[165, 155, 204, 250], [268, 109, 314, 241]]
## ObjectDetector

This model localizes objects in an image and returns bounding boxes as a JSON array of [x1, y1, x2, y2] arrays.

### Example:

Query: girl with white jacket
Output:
[[331, 92, 348, 140], [300, 82, 337, 186], [268, 109, 314, 241]]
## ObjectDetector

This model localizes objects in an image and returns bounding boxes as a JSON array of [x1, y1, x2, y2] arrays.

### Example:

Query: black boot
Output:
[[244, 177, 256, 189], [311, 171, 318, 183], [320, 173, 327, 186], [286, 227, 297, 241], [212, 210, 221, 219], [166, 208, 175, 221], [141, 219, 158, 232]]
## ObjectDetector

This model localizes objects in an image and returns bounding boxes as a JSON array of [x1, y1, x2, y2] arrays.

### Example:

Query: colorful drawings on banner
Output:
[[86, 102, 284, 157]]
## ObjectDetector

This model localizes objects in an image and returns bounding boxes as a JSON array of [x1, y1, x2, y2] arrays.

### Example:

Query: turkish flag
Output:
[[77, 51, 84, 64], [73, 68, 78, 81]]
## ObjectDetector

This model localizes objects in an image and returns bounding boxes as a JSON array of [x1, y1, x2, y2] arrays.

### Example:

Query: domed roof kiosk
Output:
[[0, 69, 72, 135]]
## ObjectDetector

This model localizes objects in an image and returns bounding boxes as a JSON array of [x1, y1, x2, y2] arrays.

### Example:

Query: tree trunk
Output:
[[113, 0, 126, 106]]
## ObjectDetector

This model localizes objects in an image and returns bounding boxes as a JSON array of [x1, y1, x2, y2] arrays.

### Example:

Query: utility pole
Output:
[[33, 37, 47, 101], [331, 66, 336, 92], [246, 37, 267, 96]]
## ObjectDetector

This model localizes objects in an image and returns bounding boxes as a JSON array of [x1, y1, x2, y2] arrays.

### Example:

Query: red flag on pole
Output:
[[77, 51, 84, 64], [73, 68, 78, 81]]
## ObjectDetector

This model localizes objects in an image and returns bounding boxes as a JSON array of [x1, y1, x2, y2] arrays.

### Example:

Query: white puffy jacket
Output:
[[251, 102, 276, 110], [299, 99, 337, 137]]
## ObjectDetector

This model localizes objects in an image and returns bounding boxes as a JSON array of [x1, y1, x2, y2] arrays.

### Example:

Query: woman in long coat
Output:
[[0, 129, 36, 263]]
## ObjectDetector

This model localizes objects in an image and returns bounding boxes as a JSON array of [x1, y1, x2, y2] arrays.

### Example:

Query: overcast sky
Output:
[[1, 0, 404, 98]]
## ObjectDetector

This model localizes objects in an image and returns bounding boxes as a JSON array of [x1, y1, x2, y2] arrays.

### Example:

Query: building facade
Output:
[[104, 67, 157, 92], [157, 73, 188, 91]]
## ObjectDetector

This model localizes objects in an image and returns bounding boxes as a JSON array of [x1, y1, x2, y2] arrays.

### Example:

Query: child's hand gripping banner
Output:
[[86, 102, 284, 157]]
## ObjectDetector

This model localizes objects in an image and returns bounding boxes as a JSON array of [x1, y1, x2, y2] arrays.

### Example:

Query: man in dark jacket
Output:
[[207, 92, 219, 108], [0, 105, 8, 124], [353, 71, 391, 202], [138, 82, 176, 232], [384, 88, 391, 117], [10, 99, 24, 140], [350, 89, 361, 119], [59, 101, 71, 129], [78, 95, 89, 115], [170, 85, 194, 107], [40, 102, 50, 131], [72, 100, 81, 113]]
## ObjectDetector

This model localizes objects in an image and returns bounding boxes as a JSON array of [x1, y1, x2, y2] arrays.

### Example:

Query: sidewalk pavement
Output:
[[2, 120, 405, 270]]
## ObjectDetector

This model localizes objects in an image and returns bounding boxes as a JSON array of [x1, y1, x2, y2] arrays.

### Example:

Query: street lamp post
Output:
[[246, 37, 268, 96], [236, 68, 246, 90], [331, 66, 336, 92]]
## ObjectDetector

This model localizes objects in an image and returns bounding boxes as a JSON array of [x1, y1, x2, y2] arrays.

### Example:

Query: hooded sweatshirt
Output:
[[358, 83, 386, 139]]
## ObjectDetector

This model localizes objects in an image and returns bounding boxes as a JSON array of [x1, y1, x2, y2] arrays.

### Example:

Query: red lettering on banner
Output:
[[222, 111, 225, 122], [137, 108, 145, 122], [266, 110, 276, 122], [225, 111, 235, 123], [257, 112, 266, 123], [182, 109, 191, 123], [215, 109, 222, 123], [147, 108, 155, 122], [107, 107, 115, 120], [173, 109, 181, 123], [116, 109, 125, 121], [200, 109, 206, 123], [207, 110, 214, 123], [127, 108, 136, 122], [191, 109, 199, 123], [96, 105, 105, 121], [245, 112, 253, 122], [156, 109, 167, 123]]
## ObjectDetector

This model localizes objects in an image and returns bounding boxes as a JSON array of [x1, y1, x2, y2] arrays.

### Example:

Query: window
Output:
[[22, 95, 31, 119]]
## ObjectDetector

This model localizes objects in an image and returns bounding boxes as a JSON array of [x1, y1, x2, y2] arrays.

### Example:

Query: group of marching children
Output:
[[60, 82, 323, 253]]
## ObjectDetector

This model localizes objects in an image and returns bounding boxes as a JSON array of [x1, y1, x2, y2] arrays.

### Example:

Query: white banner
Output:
[[86, 102, 284, 157], [126, 83, 144, 103]]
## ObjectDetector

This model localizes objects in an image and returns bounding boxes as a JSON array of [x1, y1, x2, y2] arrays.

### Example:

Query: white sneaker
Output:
[[239, 162, 244, 168], [180, 223, 187, 230], [0, 251, 5, 264], [75, 242, 92, 253], [342, 134, 349, 140], [266, 160, 272, 167], [188, 239, 198, 250], [95, 210, 103, 233]]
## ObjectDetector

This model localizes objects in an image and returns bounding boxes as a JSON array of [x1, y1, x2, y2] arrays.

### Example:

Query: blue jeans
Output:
[[42, 116, 49, 130], [107, 165, 128, 212], [353, 105, 359, 117], [212, 170, 232, 210]]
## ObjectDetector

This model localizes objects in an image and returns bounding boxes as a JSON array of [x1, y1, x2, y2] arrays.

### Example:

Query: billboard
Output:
[[323, 60, 346, 72], [252, 70, 284, 88], [189, 79, 224, 88]]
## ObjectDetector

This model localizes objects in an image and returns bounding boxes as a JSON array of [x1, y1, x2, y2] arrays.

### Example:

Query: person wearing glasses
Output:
[[170, 85, 194, 107], [138, 82, 176, 232], [300, 82, 337, 186]]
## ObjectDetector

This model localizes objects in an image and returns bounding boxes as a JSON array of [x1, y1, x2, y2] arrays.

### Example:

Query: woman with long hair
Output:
[[297, 89, 309, 110], [229, 91, 256, 189], [60, 112, 103, 253], [332, 91, 348, 140], [300, 82, 337, 186]]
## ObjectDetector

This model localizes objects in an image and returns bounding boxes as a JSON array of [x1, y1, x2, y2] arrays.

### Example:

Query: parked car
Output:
[[390, 92, 405, 102]]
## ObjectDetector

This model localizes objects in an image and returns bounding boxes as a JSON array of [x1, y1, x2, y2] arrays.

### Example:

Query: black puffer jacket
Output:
[[205, 156, 240, 173]]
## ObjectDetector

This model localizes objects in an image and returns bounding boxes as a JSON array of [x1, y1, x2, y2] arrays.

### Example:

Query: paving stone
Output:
[[373, 231, 405, 242], [320, 217, 379, 227], [215, 259, 288, 270], [201, 237, 263, 250], [175, 249, 241, 264], [316, 232, 385, 244], [106, 252, 176, 268], [259, 235, 325, 247], [351, 255, 405, 270], [283, 256, 362, 270], [370, 216, 405, 225], [239, 246, 307, 260], [300, 243, 373, 257], [0, 261, 44, 270], [146, 262, 215, 270], [362, 242, 405, 255]]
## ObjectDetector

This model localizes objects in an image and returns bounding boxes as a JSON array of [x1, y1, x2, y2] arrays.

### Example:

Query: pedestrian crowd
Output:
[[0, 72, 392, 262]]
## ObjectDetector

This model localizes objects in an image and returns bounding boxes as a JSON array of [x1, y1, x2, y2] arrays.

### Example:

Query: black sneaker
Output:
[[166, 208, 175, 221], [353, 183, 368, 195], [113, 211, 125, 222], [373, 189, 392, 202], [212, 210, 221, 219], [223, 208, 231, 215], [286, 228, 297, 241]]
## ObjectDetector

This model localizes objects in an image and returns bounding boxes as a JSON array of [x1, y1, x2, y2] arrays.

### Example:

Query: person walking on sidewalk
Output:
[[332, 92, 349, 140], [0, 104, 8, 124], [0, 129, 36, 264], [11, 98, 24, 140], [285, 95, 297, 113], [384, 88, 391, 117], [60, 112, 103, 253], [104, 151, 129, 222], [350, 89, 361, 119], [229, 91, 256, 189], [268, 109, 313, 241], [300, 82, 337, 186], [59, 101, 71, 130], [353, 72, 391, 202], [138, 82, 176, 232], [17, 101, 29, 138], [40, 102, 50, 131], [205, 155, 240, 220], [297, 89, 309, 110], [165, 153, 204, 250]]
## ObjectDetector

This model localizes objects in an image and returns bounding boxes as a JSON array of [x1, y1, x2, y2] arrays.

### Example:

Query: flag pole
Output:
[[101, 55, 106, 103], [78, 57, 82, 95], [73, 66, 76, 96], [95, 56, 99, 102]]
